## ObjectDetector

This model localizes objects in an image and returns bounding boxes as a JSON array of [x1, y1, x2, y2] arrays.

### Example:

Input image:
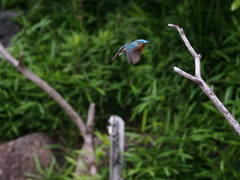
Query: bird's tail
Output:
[[112, 53, 119, 61], [112, 46, 125, 61]]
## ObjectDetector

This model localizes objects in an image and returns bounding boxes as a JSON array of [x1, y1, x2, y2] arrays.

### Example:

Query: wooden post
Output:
[[108, 115, 125, 180]]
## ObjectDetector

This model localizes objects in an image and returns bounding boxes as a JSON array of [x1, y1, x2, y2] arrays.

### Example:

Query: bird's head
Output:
[[134, 39, 150, 44], [134, 39, 150, 50]]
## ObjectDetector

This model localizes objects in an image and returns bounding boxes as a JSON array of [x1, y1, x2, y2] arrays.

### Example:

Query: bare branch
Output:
[[168, 24, 202, 78], [75, 103, 97, 175], [86, 103, 95, 134], [0, 42, 87, 135], [169, 24, 240, 136], [0, 42, 98, 175], [168, 24, 198, 58], [173, 67, 202, 85], [0, 43, 19, 67]]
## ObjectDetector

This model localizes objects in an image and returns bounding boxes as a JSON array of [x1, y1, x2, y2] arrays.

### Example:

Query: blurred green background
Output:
[[1, 0, 240, 179]]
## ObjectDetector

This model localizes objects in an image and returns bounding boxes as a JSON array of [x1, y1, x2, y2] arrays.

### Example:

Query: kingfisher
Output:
[[112, 39, 150, 64]]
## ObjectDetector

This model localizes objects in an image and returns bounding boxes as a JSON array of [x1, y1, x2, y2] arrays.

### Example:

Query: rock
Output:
[[0, 9, 21, 47], [0, 132, 64, 180]]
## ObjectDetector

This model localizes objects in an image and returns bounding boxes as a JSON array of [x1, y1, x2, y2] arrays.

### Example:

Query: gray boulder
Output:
[[0, 9, 21, 47], [0, 132, 64, 180]]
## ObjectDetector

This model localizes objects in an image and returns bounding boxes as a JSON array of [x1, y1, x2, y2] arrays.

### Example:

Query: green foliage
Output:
[[24, 138, 109, 180], [25, 154, 101, 180], [1, 0, 240, 179], [231, 0, 240, 11], [123, 131, 240, 179], [25, 155, 65, 180]]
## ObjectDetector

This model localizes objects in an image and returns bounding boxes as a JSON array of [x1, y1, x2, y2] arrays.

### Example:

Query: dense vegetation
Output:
[[1, 0, 240, 179]]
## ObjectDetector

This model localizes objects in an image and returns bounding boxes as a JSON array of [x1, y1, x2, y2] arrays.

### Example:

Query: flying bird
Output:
[[112, 39, 150, 64]]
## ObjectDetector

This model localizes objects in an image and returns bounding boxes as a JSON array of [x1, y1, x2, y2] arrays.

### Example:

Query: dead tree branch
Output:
[[0, 42, 97, 174], [168, 23, 240, 136], [75, 103, 97, 175]]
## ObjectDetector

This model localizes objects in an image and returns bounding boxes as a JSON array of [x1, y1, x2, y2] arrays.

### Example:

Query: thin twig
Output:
[[168, 24, 240, 136], [18, 52, 24, 65]]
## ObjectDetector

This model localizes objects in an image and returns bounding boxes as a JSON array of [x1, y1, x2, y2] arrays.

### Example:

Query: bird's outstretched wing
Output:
[[131, 49, 142, 64], [125, 43, 139, 64]]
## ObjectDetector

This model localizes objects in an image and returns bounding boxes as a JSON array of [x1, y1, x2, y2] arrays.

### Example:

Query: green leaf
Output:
[[141, 109, 148, 132], [231, 0, 240, 11]]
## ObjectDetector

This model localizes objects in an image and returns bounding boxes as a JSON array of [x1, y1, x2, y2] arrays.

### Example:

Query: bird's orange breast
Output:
[[138, 43, 145, 51]]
